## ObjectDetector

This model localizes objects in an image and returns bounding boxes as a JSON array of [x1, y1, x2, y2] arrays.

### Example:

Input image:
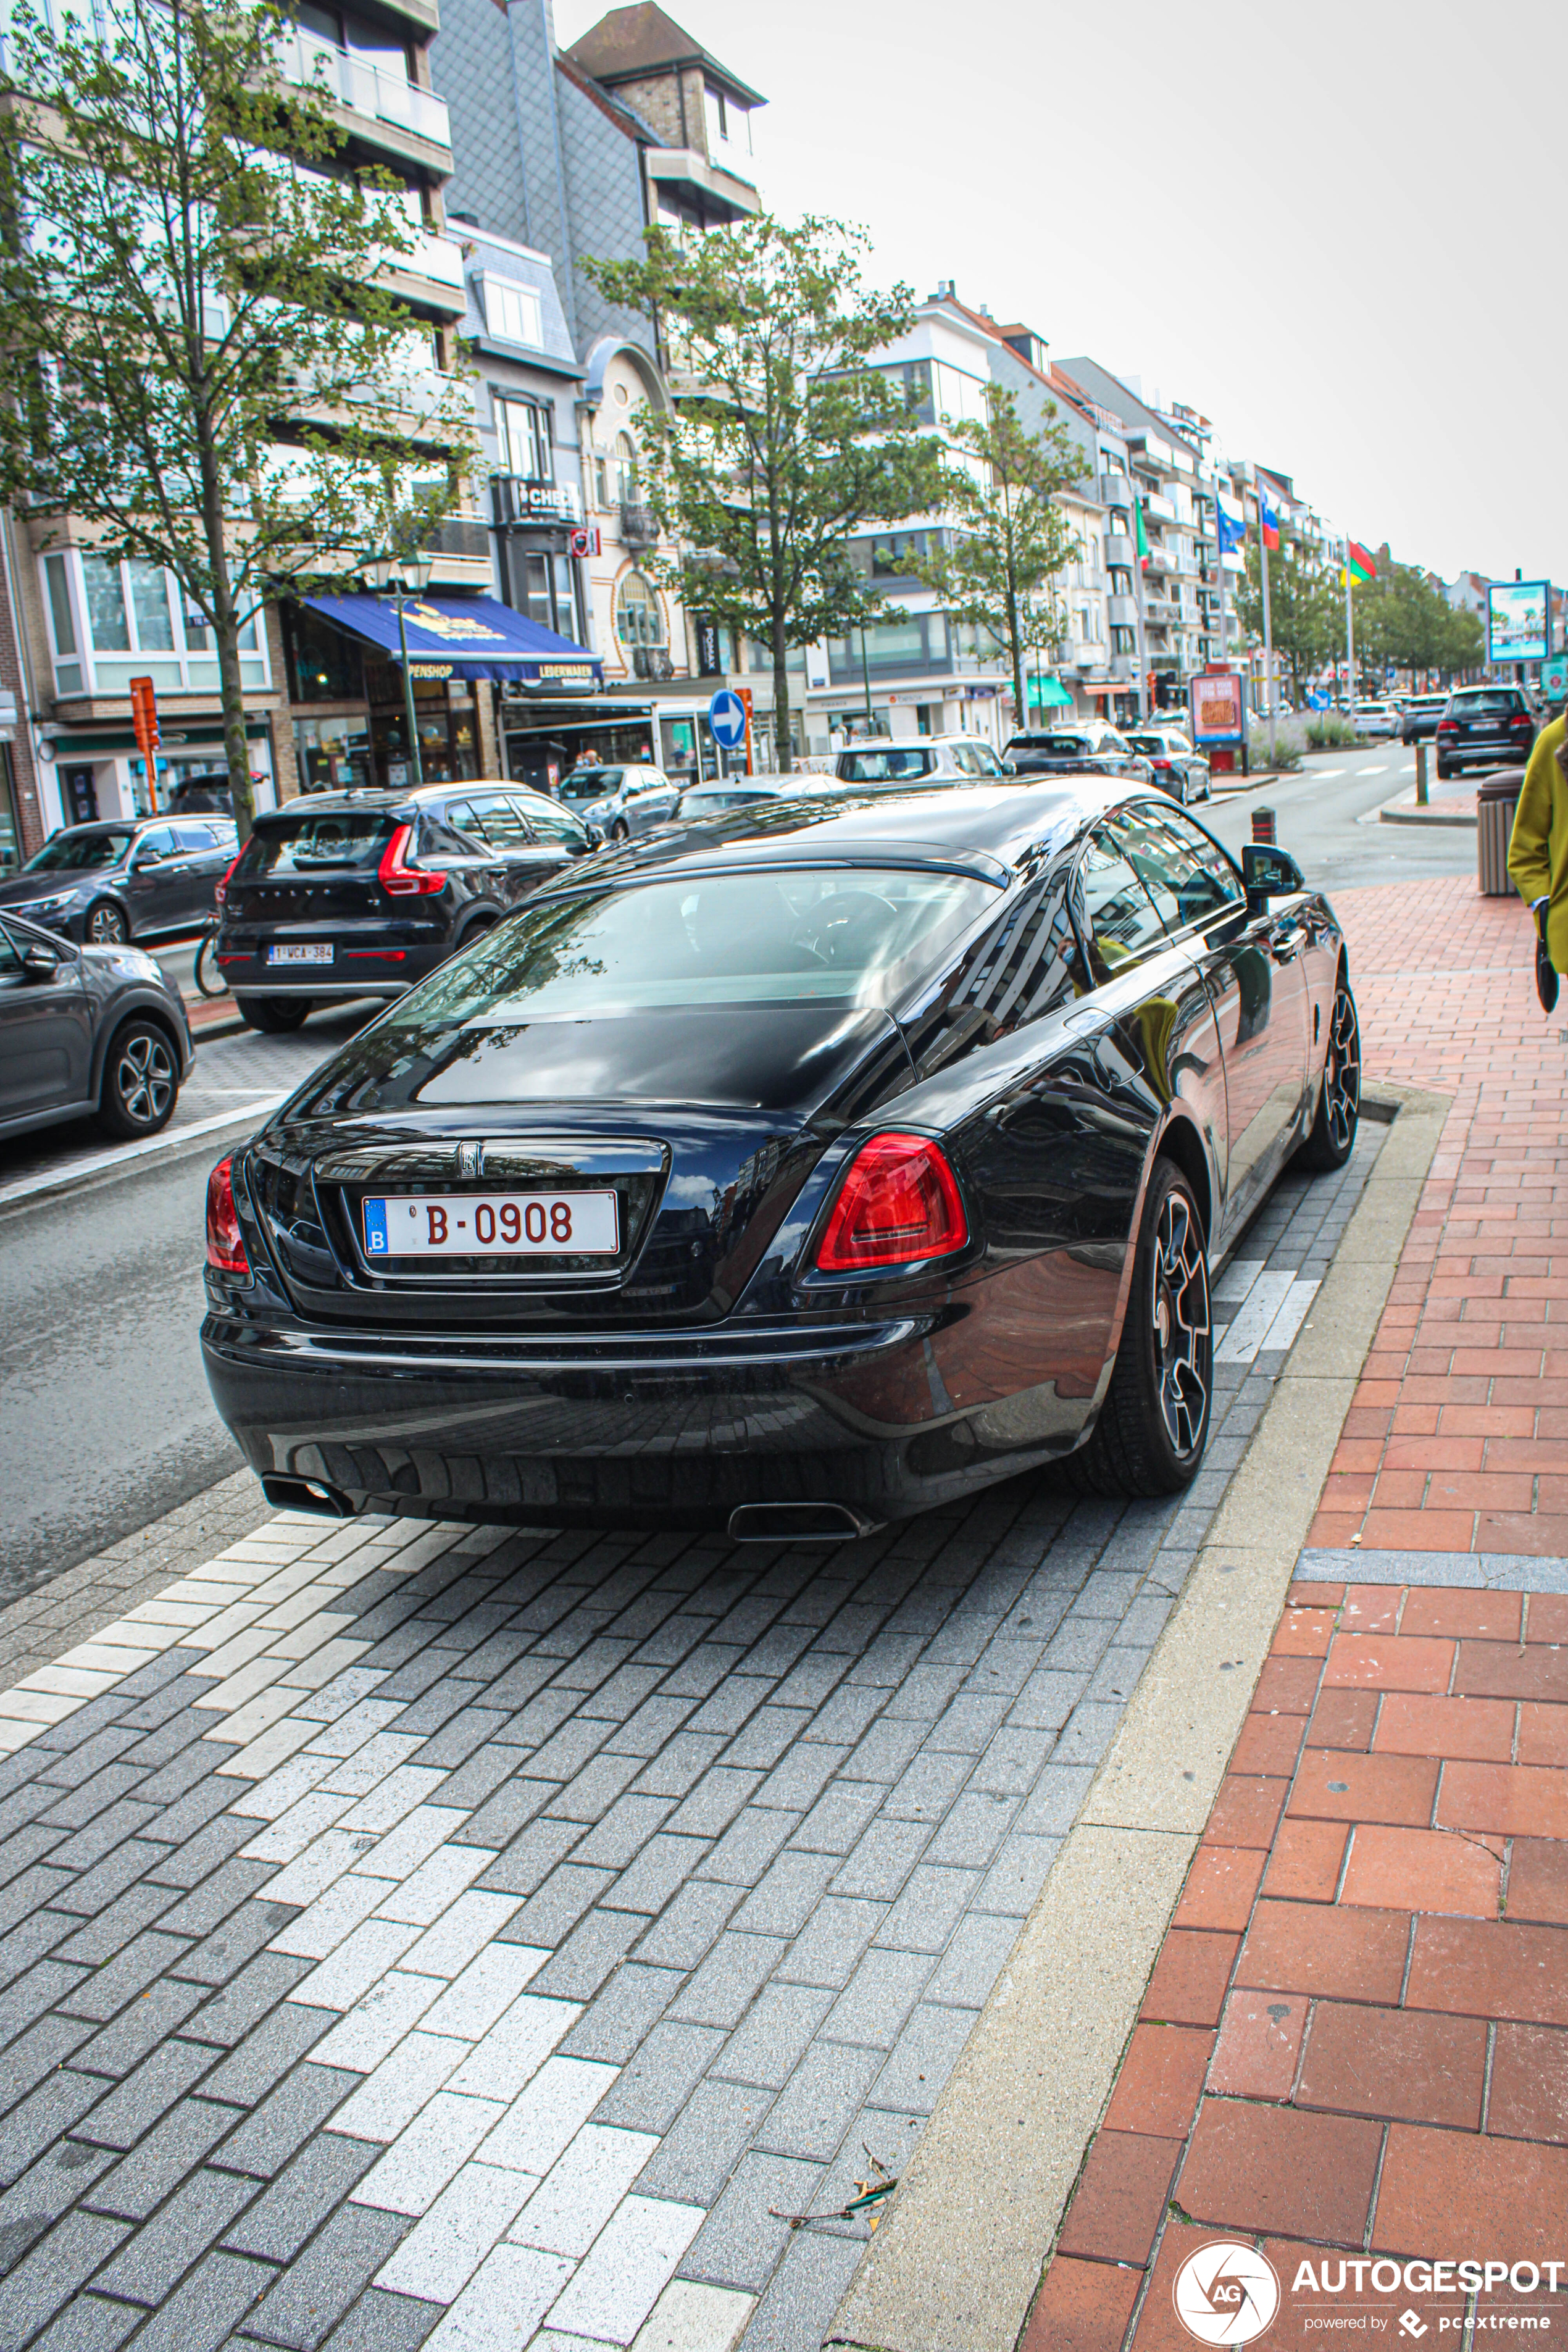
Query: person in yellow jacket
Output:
[[1508, 715, 1568, 975]]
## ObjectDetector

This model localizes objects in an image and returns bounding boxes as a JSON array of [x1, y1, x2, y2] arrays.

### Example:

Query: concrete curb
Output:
[[1378, 804, 1476, 828], [0, 1093, 285, 1214], [826, 1083, 1450, 2352]]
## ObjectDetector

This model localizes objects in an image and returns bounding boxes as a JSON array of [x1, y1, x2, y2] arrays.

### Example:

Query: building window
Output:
[[496, 396, 551, 483], [43, 551, 267, 700], [615, 571, 664, 651], [483, 275, 543, 348], [703, 83, 752, 159], [614, 433, 639, 505]]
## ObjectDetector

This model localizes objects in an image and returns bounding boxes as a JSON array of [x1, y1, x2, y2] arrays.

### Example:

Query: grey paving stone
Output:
[[561, 1963, 682, 2063], [22, 2291, 143, 2352], [0, 2012, 95, 2118], [156, 1864, 277, 1945], [85, 2100, 246, 2222], [93, 2166, 259, 2305], [235, 2204, 408, 2348], [70, 2036, 217, 2151], [632, 2077, 770, 2207], [0, 2140, 114, 2274], [498, 1861, 613, 1946], [777, 1899, 886, 1992], [667, 1931, 785, 2029], [821, 1949, 935, 2051], [661, 1767, 763, 1841], [0, 2208, 130, 2345], [73, 1979, 208, 2077], [627, 1732, 728, 1800], [734, 2225, 867, 2352], [799, 1685, 885, 1746], [1053, 1699, 1126, 1767], [872, 1863, 983, 1957], [728, 1849, 836, 1940], [924, 1789, 1017, 1868], [925, 1912, 1021, 2008], [829, 1816, 930, 1901], [188, 1956, 316, 2053], [207, 2067, 357, 2180], [786, 1782, 883, 1859], [0, 2071, 109, 2187], [172, 1904, 299, 1990], [680, 2151, 822, 2293], [630, 1880, 741, 1970], [754, 2041, 883, 2161], [222, 2135, 378, 2263], [146, 1817, 257, 1893], [526, 1904, 640, 2000], [125, 2248, 276, 2352], [870, 2001, 980, 2114], [696, 1806, 796, 1888], [722, 1708, 811, 1772], [600, 1831, 709, 1917], [548, 1749, 644, 1824], [590, 2022, 725, 2133], [712, 1983, 833, 2092], [569, 1793, 675, 1869], [317, 2286, 442, 2351], [199, 2003, 335, 2108], [2, 1869, 77, 1936], [58, 1930, 193, 2023], [472, 1814, 582, 1896]]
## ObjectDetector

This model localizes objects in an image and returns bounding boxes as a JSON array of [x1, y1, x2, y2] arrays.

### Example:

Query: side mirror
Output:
[[1242, 843, 1306, 904], [132, 844, 163, 867], [22, 941, 59, 980]]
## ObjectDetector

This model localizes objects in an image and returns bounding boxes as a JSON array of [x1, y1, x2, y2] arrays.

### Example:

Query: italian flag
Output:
[[1347, 541, 1377, 584]]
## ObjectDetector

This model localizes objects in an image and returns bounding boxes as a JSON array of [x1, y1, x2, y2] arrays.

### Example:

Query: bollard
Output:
[[1251, 807, 1277, 845], [1416, 740, 1428, 807]]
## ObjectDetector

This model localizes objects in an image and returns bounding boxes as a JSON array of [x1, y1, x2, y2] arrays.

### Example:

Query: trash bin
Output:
[[1477, 767, 1525, 898]]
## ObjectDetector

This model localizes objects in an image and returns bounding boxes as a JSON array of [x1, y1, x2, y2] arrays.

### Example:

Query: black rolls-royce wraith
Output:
[[201, 780, 1360, 1539]]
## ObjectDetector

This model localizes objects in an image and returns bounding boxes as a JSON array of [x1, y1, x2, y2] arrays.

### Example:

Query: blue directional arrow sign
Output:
[[706, 688, 748, 749]]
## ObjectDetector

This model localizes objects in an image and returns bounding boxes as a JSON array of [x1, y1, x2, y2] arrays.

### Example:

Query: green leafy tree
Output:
[[0, 0, 474, 833], [912, 386, 1080, 724], [584, 216, 946, 773], [1233, 538, 1342, 703]]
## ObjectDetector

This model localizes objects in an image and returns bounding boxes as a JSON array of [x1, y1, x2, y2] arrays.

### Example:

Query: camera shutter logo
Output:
[[1172, 2241, 1281, 2345]]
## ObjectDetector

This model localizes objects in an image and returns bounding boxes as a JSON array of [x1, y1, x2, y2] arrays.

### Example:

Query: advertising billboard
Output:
[[1189, 669, 1246, 744], [1488, 580, 1552, 666]]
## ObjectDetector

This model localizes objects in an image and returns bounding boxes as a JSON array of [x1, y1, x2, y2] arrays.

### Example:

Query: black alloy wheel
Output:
[[1297, 979, 1361, 1172], [235, 995, 312, 1033], [1070, 1157, 1212, 1498], [97, 1018, 177, 1139], [86, 900, 129, 946]]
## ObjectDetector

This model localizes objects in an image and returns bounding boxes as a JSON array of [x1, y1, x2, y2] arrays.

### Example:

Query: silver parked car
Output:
[[1125, 728, 1212, 804], [555, 763, 678, 842], [833, 735, 1009, 786]]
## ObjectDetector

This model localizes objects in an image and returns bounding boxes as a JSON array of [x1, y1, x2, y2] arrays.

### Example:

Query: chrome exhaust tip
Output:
[[261, 1474, 359, 1520], [726, 1501, 880, 1544]]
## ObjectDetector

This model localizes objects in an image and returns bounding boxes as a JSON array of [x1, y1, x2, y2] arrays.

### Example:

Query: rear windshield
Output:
[[1448, 692, 1523, 715], [23, 829, 133, 872], [1012, 735, 1091, 758], [378, 865, 999, 1022], [559, 769, 622, 801], [836, 748, 932, 783], [240, 810, 396, 875]]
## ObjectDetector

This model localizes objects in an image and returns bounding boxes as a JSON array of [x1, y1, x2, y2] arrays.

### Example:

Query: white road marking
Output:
[[1216, 1270, 1298, 1361]]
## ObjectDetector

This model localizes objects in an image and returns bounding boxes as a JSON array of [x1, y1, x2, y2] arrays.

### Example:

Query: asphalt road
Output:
[[0, 746, 1476, 1603]]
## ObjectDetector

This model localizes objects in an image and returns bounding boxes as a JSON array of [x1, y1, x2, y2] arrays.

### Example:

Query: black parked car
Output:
[[214, 782, 596, 1034], [202, 781, 1359, 1538], [1, 909, 193, 1143], [1004, 728, 1154, 785], [1435, 686, 1538, 779], [0, 816, 238, 946], [1398, 693, 1451, 744]]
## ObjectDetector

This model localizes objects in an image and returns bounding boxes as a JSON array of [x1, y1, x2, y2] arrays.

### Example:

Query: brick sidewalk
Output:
[[1024, 875, 1568, 2348]]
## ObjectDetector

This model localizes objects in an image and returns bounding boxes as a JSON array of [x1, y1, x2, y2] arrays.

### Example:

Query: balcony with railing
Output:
[[278, 31, 451, 156], [620, 502, 659, 546]]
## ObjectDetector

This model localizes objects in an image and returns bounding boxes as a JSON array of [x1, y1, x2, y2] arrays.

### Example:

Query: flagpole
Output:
[[1214, 483, 1228, 664], [1345, 544, 1356, 732], [1256, 485, 1277, 766]]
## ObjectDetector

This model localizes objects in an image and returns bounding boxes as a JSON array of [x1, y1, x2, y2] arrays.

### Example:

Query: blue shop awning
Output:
[[302, 593, 601, 685]]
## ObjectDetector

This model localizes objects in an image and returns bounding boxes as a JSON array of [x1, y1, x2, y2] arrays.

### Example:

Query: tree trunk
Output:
[[772, 609, 793, 776], [196, 414, 254, 840]]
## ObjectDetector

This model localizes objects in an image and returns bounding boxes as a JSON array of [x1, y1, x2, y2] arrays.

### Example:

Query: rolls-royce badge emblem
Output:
[[456, 1140, 484, 1179]]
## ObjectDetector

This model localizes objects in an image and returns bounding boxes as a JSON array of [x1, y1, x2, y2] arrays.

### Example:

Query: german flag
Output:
[[1347, 541, 1377, 584]]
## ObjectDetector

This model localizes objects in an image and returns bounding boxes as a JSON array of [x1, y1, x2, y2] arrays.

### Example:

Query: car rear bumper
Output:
[[201, 1305, 1098, 1532]]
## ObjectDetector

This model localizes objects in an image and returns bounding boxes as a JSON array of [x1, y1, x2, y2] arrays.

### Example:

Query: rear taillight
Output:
[[1437, 720, 1458, 735], [815, 1133, 969, 1273], [378, 822, 445, 897], [1151, 757, 1173, 772], [206, 1156, 249, 1276], [214, 851, 242, 908], [1512, 714, 1533, 728]]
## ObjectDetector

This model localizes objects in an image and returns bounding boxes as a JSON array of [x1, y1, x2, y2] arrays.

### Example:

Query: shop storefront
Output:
[[285, 593, 600, 793]]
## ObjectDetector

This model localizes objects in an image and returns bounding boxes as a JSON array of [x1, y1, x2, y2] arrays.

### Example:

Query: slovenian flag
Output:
[[1348, 541, 1377, 584], [1260, 498, 1280, 552]]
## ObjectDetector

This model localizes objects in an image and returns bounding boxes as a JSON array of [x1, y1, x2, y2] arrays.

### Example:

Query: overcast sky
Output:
[[555, 0, 1563, 585]]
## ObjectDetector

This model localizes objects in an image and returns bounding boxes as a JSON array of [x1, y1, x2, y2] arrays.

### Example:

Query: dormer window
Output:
[[703, 83, 751, 159], [483, 275, 542, 348]]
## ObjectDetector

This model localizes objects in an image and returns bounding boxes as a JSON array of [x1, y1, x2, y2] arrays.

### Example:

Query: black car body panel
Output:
[[202, 781, 1348, 1530], [0, 911, 194, 1141], [0, 815, 237, 944], [215, 783, 596, 1003]]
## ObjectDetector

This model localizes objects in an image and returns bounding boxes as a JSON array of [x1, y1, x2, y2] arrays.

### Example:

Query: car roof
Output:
[[249, 780, 573, 831]]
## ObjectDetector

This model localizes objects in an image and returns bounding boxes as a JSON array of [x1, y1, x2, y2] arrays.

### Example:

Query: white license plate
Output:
[[268, 943, 334, 965], [362, 1190, 619, 1257]]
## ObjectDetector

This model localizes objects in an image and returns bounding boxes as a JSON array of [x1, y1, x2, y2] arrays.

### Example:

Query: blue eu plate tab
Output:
[[362, 1198, 390, 1254]]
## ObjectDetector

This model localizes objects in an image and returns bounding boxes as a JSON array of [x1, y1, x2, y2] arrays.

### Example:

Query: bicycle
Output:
[[193, 916, 230, 998]]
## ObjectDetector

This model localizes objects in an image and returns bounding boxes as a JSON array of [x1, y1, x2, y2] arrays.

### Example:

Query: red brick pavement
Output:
[[1022, 1587, 1568, 2350], [1309, 874, 1568, 1556]]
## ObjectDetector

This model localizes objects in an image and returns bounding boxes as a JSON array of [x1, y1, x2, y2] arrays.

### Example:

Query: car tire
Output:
[[611, 820, 630, 843], [452, 915, 497, 956], [235, 994, 312, 1033], [1296, 975, 1361, 1173], [1070, 1157, 1212, 1498], [85, 900, 130, 946], [1436, 761, 1452, 781], [96, 1017, 178, 1140]]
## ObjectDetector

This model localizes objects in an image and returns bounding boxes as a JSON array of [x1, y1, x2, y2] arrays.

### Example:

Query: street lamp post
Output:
[[364, 551, 435, 788]]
